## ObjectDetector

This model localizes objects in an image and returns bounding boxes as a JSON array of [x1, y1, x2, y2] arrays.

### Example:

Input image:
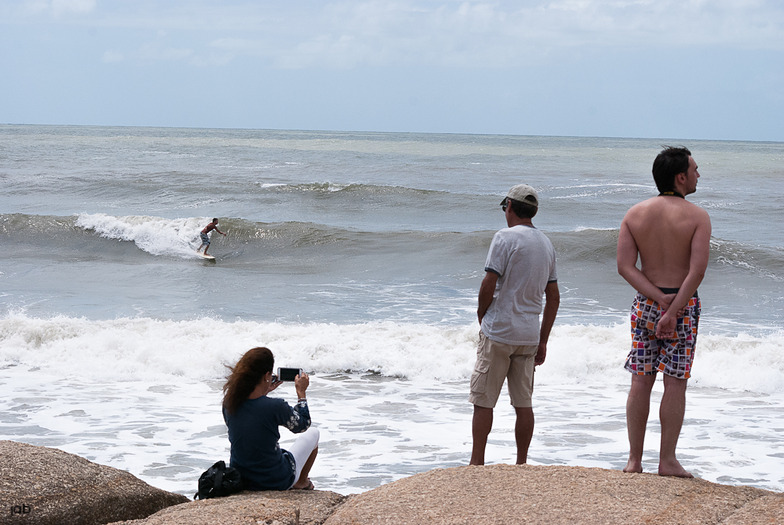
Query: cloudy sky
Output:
[[1, 0, 782, 141]]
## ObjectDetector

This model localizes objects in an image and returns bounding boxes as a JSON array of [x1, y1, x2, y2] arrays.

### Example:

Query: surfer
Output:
[[196, 218, 226, 256], [617, 146, 711, 478]]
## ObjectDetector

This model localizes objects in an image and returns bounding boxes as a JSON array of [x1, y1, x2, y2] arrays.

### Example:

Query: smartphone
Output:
[[277, 367, 303, 382]]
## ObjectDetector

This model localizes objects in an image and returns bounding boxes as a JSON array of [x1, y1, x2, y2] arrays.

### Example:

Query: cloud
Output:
[[10, 1, 781, 70], [102, 50, 124, 63], [1, 0, 780, 139], [136, 42, 193, 62], [55, 0, 95, 13], [14, 0, 95, 18], [51, 0, 96, 16], [183, 0, 784, 70]]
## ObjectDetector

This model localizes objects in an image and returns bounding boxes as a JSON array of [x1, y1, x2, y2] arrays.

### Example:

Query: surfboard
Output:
[[196, 252, 215, 261]]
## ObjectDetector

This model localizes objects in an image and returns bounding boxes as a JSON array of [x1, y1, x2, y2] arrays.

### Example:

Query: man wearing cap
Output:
[[469, 184, 560, 465]]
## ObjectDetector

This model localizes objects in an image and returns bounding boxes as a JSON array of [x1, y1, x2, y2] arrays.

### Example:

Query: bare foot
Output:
[[292, 479, 314, 490], [623, 459, 643, 473], [658, 459, 693, 478]]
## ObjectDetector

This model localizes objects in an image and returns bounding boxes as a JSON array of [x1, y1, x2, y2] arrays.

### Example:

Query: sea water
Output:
[[1, 125, 782, 496]]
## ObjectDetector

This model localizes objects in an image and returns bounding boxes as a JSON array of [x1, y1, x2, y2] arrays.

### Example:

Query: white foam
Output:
[[2, 313, 783, 393], [75, 213, 208, 258], [1, 313, 782, 496]]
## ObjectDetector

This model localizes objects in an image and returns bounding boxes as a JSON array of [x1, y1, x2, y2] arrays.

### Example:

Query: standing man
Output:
[[470, 184, 560, 465], [617, 146, 711, 478], [197, 218, 226, 256]]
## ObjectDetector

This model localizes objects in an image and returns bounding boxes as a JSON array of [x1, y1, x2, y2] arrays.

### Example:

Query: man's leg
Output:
[[658, 374, 692, 477], [514, 406, 534, 464], [624, 373, 656, 473], [470, 405, 493, 465]]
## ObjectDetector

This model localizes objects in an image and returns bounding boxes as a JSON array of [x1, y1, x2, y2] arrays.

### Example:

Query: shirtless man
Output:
[[197, 218, 226, 256], [617, 146, 711, 478]]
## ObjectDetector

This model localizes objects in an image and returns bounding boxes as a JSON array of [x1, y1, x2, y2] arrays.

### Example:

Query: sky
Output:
[[1, 0, 783, 141]]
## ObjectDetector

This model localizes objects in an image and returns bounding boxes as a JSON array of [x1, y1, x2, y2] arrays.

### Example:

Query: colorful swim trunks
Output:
[[624, 291, 700, 379]]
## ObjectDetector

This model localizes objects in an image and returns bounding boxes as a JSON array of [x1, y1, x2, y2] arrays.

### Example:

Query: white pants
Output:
[[287, 426, 319, 488]]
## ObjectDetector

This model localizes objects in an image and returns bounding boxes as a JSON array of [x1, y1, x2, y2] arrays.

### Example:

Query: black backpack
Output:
[[194, 460, 244, 500]]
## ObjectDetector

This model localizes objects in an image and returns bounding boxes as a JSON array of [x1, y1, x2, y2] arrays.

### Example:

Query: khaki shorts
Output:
[[469, 332, 537, 408]]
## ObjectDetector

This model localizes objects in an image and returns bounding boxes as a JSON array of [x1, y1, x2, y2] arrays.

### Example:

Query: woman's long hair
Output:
[[222, 347, 274, 415]]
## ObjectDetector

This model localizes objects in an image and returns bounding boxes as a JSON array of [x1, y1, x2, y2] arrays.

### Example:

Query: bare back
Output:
[[625, 197, 707, 286], [618, 195, 711, 305]]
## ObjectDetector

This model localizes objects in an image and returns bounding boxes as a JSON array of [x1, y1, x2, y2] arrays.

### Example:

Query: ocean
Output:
[[1, 124, 782, 496]]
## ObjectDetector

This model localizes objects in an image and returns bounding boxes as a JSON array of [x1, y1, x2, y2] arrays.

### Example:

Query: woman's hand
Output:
[[294, 372, 309, 399], [267, 376, 282, 393]]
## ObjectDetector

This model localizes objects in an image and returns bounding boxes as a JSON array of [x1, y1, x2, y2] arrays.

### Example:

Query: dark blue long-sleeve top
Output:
[[223, 396, 310, 490]]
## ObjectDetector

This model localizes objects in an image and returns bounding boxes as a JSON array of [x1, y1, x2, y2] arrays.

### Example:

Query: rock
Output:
[[109, 490, 347, 525], [324, 464, 784, 525], [0, 441, 188, 525], [719, 494, 784, 525], [5, 440, 783, 525]]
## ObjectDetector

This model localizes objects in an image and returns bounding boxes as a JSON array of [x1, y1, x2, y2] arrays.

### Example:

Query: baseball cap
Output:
[[501, 184, 538, 207]]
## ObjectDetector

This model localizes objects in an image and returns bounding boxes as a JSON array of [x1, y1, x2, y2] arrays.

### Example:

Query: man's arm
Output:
[[477, 271, 498, 326], [536, 281, 560, 366]]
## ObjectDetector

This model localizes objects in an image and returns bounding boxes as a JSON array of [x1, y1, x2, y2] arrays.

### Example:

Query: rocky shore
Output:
[[2, 440, 782, 524]]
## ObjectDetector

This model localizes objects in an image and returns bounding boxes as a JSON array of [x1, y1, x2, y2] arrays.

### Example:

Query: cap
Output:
[[502, 184, 538, 207]]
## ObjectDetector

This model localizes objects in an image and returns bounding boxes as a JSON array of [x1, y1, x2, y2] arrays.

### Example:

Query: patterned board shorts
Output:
[[200, 232, 210, 245], [624, 292, 700, 379]]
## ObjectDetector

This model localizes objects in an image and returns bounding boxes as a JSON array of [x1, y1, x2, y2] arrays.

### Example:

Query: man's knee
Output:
[[663, 373, 687, 384], [473, 405, 493, 417], [629, 373, 656, 392], [662, 373, 688, 392], [472, 405, 493, 428]]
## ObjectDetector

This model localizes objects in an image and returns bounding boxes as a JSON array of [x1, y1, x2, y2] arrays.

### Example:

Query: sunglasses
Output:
[[501, 198, 508, 212]]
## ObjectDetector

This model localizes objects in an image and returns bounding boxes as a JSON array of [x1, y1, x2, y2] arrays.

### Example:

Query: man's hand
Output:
[[657, 293, 675, 312], [535, 342, 547, 366], [655, 310, 678, 339], [657, 293, 687, 318]]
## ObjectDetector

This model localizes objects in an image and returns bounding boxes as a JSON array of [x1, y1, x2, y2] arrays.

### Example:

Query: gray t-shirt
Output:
[[481, 224, 557, 345]]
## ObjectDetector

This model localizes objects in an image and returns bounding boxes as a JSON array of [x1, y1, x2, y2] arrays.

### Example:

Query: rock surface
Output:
[[4, 440, 783, 525], [0, 440, 188, 525], [110, 490, 347, 525], [324, 464, 784, 525]]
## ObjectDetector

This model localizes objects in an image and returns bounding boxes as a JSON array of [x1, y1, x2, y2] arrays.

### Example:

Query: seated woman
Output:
[[222, 347, 319, 490]]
